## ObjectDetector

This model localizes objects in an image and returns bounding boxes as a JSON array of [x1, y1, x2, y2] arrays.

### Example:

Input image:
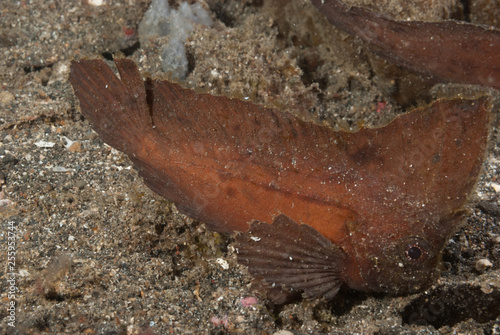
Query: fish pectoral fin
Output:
[[236, 214, 346, 302]]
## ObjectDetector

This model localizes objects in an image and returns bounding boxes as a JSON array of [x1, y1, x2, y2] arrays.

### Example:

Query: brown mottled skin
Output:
[[310, 0, 500, 90], [69, 59, 490, 299]]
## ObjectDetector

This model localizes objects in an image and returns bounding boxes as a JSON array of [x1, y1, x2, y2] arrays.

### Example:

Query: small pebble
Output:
[[0, 91, 15, 103], [216, 258, 229, 270], [240, 296, 258, 307], [273, 331, 294, 335], [480, 284, 493, 294], [68, 141, 82, 152], [74, 180, 86, 190], [52, 166, 73, 172], [35, 140, 56, 148], [489, 182, 500, 193], [88, 0, 103, 6], [475, 258, 493, 272], [61, 136, 82, 152]]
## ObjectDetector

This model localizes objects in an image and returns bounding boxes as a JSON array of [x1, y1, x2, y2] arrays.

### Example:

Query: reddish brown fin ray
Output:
[[236, 214, 346, 300], [310, 0, 500, 90], [69, 59, 150, 155]]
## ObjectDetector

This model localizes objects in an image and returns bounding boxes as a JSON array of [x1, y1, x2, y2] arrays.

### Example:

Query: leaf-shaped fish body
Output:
[[69, 59, 490, 299]]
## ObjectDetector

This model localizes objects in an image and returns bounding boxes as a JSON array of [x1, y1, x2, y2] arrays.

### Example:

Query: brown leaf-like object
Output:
[[69, 58, 490, 301], [310, 0, 500, 90]]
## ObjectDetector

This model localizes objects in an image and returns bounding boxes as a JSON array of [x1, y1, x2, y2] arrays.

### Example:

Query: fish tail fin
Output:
[[69, 58, 151, 155]]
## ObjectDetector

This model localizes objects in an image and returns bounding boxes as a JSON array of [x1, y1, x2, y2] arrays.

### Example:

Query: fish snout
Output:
[[352, 235, 442, 294]]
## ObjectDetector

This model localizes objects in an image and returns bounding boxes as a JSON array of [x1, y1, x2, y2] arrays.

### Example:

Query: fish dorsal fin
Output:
[[236, 214, 346, 301], [69, 58, 150, 155]]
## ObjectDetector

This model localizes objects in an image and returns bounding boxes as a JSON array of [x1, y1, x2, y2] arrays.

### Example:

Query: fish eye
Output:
[[406, 245, 422, 260], [401, 237, 431, 264]]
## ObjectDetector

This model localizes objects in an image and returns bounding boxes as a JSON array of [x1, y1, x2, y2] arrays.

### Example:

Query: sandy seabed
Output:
[[0, 0, 499, 334]]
